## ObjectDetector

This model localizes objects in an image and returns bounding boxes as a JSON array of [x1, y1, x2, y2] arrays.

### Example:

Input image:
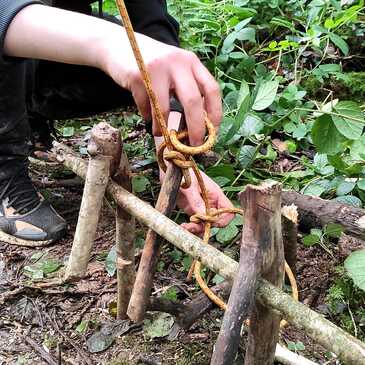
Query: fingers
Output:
[[173, 67, 205, 146], [181, 222, 204, 235], [192, 62, 223, 132], [150, 72, 170, 137], [131, 81, 151, 122]]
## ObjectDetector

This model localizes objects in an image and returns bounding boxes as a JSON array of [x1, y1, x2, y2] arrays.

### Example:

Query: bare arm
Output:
[[4, 4, 222, 146]]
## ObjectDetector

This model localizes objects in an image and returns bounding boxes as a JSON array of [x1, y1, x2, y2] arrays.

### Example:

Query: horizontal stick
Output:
[[53, 144, 365, 365], [282, 190, 365, 240]]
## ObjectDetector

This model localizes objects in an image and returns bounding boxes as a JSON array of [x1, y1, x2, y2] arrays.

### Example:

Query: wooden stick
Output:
[[211, 181, 284, 365], [52, 147, 365, 365], [127, 118, 184, 323], [282, 205, 298, 278], [64, 154, 110, 281], [244, 182, 284, 365], [114, 151, 136, 319], [282, 190, 365, 240], [65, 122, 121, 281]]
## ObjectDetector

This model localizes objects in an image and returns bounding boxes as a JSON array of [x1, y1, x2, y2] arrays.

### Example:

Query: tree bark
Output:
[[53, 146, 365, 365], [282, 191, 365, 240]]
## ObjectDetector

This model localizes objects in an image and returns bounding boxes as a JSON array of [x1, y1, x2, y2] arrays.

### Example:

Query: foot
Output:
[[0, 163, 66, 242]]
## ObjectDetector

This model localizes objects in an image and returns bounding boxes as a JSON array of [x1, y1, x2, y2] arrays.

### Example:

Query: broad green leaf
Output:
[[332, 101, 364, 140], [213, 176, 231, 187], [161, 287, 178, 302], [311, 115, 344, 155], [302, 234, 320, 246], [334, 195, 362, 207], [62, 126, 75, 137], [336, 181, 356, 196], [132, 175, 150, 193], [344, 249, 365, 291], [105, 245, 117, 277], [357, 180, 365, 191], [237, 145, 256, 168], [143, 312, 174, 339], [239, 114, 264, 137], [302, 182, 326, 197], [212, 274, 225, 285], [252, 81, 279, 111], [329, 32, 349, 55], [350, 136, 365, 161], [206, 164, 236, 182], [216, 221, 239, 244], [237, 80, 250, 109], [324, 224, 343, 238]]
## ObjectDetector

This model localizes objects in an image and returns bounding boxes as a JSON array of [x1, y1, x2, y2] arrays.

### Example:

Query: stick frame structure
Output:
[[53, 141, 365, 365]]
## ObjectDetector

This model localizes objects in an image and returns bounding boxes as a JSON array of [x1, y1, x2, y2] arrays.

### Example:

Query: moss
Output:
[[302, 72, 365, 101]]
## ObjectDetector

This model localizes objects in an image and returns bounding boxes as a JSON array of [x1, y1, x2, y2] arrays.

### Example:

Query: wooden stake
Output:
[[53, 148, 365, 365], [114, 151, 135, 319], [127, 118, 184, 323], [243, 182, 284, 365], [211, 181, 283, 365]]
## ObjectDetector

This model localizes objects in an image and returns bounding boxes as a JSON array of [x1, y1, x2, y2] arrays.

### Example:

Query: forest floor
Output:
[[0, 125, 364, 365]]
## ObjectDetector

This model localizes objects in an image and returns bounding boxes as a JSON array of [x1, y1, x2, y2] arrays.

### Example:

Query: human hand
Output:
[[172, 170, 234, 235], [102, 31, 222, 146]]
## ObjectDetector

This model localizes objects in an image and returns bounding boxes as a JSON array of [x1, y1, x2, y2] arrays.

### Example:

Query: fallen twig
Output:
[[23, 335, 58, 365]]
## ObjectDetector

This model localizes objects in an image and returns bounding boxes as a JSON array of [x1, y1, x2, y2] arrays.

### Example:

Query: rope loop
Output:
[[170, 115, 216, 155]]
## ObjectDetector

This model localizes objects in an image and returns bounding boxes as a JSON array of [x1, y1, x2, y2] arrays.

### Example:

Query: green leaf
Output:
[[76, 320, 89, 334], [237, 80, 250, 109], [302, 234, 320, 247], [161, 287, 178, 302], [344, 249, 365, 291], [143, 312, 174, 339], [239, 114, 264, 137], [311, 115, 344, 155], [168, 249, 182, 263], [252, 81, 279, 111], [105, 245, 117, 277], [182, 255, 193, 272], [324, 224, 343, 238], [62, 126, 75, 137], [132, 175, 150, 193], [302, 182, 326, 197], [329, 32, 349, 55], [336, 181, 356, 196], [332, 101, 364, 140], [206, 164, 236, 182], [216, 221, 239, 245], [334, 195, 362, 208], [212, 274, 225, 285], [213, 176, 231, 187], [357, 180, 365, 191], [350, 136, 365, 161], [237, 145, 256, 168]]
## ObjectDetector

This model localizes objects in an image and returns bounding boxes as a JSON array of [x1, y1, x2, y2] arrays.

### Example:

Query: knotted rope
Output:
[[115, 0, 298, 325]]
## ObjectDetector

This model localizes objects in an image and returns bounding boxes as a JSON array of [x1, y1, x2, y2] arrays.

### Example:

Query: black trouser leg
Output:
[[0, 0, 179, 181]]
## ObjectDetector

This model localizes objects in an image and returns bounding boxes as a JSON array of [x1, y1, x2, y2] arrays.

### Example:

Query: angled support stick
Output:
[[127, 112, 184, 323], [64, 130, 111, 281]]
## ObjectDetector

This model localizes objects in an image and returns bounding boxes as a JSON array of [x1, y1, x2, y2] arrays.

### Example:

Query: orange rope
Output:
[[115, 0, 298, 328]]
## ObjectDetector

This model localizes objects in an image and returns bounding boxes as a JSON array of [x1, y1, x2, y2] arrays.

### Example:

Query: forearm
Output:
[[3, 4, 125, 70]]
